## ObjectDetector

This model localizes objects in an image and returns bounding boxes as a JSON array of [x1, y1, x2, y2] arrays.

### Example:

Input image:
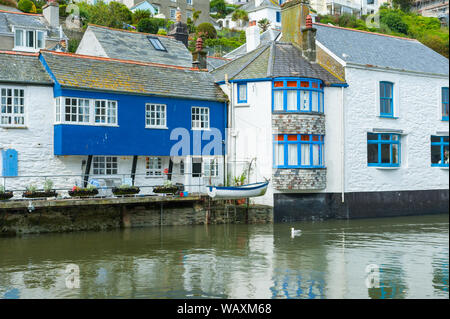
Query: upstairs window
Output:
[[146, 104, 167, 128], [95, 100, 117, 125], [442, 87, 449, 121], [186, 0, 193, 5], [272, 79, 324, 113], [93, 156, 118, 175], [192, 107, 210, 130], [237, 83, 247, 104], [147, 36, 166, 51], [14, 28, 45, 51], [276, 11, 281, 23], [64, 98, 90, 123], [367, 133, 400, 167], [274, 134, 324, 168], [170, 8, 177, 20], [1, 88, 24, 126], [380, 81, 394, 117], [431, 136, 449, 167], [55, 97, 118, 126]]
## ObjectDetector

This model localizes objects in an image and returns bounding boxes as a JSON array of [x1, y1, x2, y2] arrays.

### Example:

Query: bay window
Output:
[[272, 79, 324, 113], [55, 97, 118, 125], [274, 134, 324, 168]]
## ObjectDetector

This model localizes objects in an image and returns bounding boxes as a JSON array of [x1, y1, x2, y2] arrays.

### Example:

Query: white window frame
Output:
[[13, 27, 45, 52], [146, 157, 163, 177], [191, 106, 210, 130], [55, 97, 118, 126], [170, 8, 177, 19], [203, 158, 219, 177], [0, 87, 25, 127], [145, 103, 167, 128], [92, 156, 118, 175], [186, 0, 193, 5]]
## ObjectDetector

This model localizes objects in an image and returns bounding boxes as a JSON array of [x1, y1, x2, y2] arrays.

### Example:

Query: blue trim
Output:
[[237, 83, 247, 104], [273, 134, 325, 169], [380, 81, 394, 118], [39, 53, 61, 91], [329, 83, 349, 87], [442, 87, 449, 121], [431, 136, 449, 167], [367, 133, 401, 167], [216, 78, 272, 85], [276, 11, 281, 23]]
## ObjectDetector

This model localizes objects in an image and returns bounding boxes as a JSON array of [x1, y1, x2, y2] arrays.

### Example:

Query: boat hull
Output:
[[207, 182, 269, 199]]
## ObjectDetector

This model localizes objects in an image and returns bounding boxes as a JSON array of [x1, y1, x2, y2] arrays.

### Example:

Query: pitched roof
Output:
[[223, 28, 281, 60], [40, 51, 227, 102], [207, 56, 231, 71], [0, 51, 53, 85], [0, 10, 65, 39], [211, 42, 345, 85], [85, 25, 193, 68], [314, 23, 449, 76], [240, 0, 280, 13]]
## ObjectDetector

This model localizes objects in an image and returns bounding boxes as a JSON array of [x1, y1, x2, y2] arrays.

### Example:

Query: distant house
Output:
[[0, 3, 67, 52], [76, 24, 193, 68], [129, 0, 157, 14]]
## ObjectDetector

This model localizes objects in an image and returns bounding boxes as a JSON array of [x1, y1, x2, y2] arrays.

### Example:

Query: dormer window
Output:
[[14, 28, 45, 51], [147, 36, 166, 51]]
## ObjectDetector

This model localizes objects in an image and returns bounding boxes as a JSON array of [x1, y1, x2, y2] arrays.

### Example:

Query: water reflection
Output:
[[0, 214, 448, 299]]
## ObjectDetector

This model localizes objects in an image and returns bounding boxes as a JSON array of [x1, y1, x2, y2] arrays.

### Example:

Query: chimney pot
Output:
[[43, 0, 59, 29], [306, 15, 312, 29], [196, 37, 203, 51], [245, 22, 260, 53]]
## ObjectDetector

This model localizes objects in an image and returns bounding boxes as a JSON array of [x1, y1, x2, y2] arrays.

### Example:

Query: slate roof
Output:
[[85, 25, 193, 68], [224, 29, 281, 60], [211, 42, 345, 85], [314, 23, 449, 76], [207, 56, 231, 71], [41, 51, 227, 102], [0, 10, 65, 39], [0, 51, 53, 85]]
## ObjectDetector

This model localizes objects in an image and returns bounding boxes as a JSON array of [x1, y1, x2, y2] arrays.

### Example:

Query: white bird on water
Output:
[[291, 227, 302, 238]]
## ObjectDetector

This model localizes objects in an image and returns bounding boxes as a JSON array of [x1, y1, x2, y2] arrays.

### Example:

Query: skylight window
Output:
[[147, 36, 166, 51]]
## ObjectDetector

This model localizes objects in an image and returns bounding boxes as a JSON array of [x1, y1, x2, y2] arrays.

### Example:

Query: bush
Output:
[[0, 0, 18, 8], [196, 22, 217, 39], [18, 0, 36, 13], [380, 11, 409, 34], [157, 28, 167, 36], [137, 18, 158, 34], [132, 9, 151, 24]]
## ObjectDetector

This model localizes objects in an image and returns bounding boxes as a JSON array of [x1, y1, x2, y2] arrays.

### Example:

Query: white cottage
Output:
[[212, 0, 449, 220]]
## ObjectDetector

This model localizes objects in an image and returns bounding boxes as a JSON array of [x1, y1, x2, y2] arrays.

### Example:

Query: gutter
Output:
[[341, 86, 345, 203]]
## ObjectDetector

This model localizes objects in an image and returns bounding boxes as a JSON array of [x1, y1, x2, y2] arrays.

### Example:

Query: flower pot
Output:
[[68, 189, 99, 197], [23, 191, 58, 199], [0, 192, 13, 201], [112, 187, 140, 196]]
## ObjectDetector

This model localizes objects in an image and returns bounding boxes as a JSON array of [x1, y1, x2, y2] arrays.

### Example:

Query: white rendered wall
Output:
[[75, 28, 108, 58], [248, 8, 281, 29], [343, 66, 449, 193]]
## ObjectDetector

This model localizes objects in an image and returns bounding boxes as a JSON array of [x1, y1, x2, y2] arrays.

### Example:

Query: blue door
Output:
[[2, 149, 18, 177]]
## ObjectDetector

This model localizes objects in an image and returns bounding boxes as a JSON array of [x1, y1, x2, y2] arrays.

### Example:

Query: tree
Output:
[[392, 0, 414, 12], [210, 0, 227, 17], [196, 22, 217, 39], [18, 0, 36, 13], [231, 9, 249, 28], [193, 10, 202, 25], [84, 1, 132, 29], [258, 18, 271, 32], [381, 11, 409, 34], [137, 18, 159, 34], [132, 9, 152, 25]]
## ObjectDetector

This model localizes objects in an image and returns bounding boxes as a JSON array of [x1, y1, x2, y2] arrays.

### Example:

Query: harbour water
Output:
[[0, 214, 448, 299]]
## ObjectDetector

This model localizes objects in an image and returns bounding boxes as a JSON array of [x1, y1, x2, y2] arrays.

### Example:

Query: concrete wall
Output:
[[343, 66, 449, 193]]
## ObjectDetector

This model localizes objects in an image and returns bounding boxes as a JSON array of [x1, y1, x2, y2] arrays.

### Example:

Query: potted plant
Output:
[[153, 180, 178, 194], [112, 184, 140, 196], [68, 185, 99, 198], [23, 180, 58, 198], [0, 186, 13, 201]]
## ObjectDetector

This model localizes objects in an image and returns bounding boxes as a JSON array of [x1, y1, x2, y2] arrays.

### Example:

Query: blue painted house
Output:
[[39, 50, 228, 193]]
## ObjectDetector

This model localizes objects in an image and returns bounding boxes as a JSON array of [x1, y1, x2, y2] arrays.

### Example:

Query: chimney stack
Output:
[[192, 37, 207, 69], [245, 20, 260, 53], [168, 8, 189, 48], [301, 15, 317, 62], [43, 0, 59, 29]]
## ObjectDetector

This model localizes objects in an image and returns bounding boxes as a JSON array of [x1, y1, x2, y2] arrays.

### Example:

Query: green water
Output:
[[0, 214, 448, 299]]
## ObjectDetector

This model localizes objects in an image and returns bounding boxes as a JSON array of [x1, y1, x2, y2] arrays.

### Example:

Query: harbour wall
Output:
[[0, 197, 273, 237], [274, 189, 449, 222]]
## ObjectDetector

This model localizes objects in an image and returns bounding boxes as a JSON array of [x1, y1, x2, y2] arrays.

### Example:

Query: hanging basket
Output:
[[0, 192, 13, 201], [153, 186, 178, 194], [23, 191, 58, 199], [112, 187, 140, 196], [68, 189, 99, 197]]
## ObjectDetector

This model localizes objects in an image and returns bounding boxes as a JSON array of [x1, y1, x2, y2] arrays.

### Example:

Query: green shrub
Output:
[[0, 0, 18, 8], [196, 22, 217, 39], [18, 0, 36, 13], [132, 9, 151, 24], [381, 11, 409, 34], [137, 18, 158, 34], [157, 28, 167, 36]]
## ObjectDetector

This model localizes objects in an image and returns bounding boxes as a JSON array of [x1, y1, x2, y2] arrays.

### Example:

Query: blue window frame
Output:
[[380, 81, 394, 117], [431, 136, 449, 167], [367, 133, 401, 167], [442, 87, 449, 121], [272, 78, 324, 113], [276, 11, 281, 23], [237, 83, 247, 104], [273, 134, 324, 168]]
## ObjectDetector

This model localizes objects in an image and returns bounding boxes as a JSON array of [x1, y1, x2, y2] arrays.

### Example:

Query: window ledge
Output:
[[273, 111, 324, 115], [378, 115, 398, 119], [440, 167, 449, 170], [373, 166, 400, 170], [146, 126, 168, 130], [236, 103, 250, 107], [191, 128, 211, 131]]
